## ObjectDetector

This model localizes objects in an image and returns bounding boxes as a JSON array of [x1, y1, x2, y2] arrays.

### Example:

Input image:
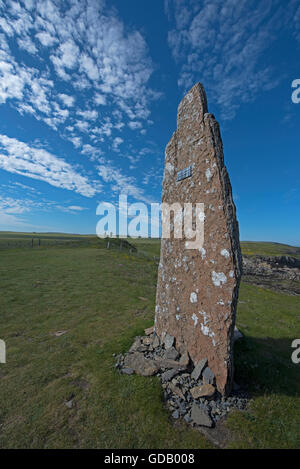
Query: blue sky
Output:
[[0, 0, 299, 245]]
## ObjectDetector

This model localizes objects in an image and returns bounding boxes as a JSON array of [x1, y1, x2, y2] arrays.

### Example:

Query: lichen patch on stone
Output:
[[211, 271, 227, 287], [190, 292, 198, 303], [221, 249, 230, 258]]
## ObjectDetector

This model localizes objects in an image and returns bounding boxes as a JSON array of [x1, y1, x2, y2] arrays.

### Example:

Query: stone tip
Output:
[[177, 82, 208, 128]]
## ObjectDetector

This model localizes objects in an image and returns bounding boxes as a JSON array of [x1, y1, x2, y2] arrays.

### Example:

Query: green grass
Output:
[[0, 244, 212, 448], [241, 241, 300, 259], [0, 233, 299, 448], [229, 284, 300, 448]]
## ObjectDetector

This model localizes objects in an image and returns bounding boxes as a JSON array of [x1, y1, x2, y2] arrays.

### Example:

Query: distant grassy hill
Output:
[[0, 232, 299, 259], [241, 241, 300, 259]]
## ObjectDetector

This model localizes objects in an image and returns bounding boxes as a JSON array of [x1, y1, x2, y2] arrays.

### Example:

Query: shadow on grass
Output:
[[233, 335, 300, 398]]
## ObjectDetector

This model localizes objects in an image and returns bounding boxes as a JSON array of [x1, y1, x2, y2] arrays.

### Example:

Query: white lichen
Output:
[[200, 323, 216, 346], [190, 292, 198, 303], [205, 168, 212, 182], [212, 271, 227, 287], [192, 313, 198, 327], [221, 249, 230, 258], [199, 310, 209, 325], [199, 247, 206, 259], [186, 92, 193, 103], [166, 162, 174, 174]]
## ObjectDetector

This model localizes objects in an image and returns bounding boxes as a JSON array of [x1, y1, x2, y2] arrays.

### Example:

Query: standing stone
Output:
[[154, 83, 242, 395]]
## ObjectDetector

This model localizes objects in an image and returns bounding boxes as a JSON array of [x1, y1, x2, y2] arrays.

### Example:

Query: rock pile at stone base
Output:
[[114, 327, 249, 429]]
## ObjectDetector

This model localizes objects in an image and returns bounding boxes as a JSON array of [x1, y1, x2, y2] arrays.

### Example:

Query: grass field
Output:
[[0, 233, 299, 448]]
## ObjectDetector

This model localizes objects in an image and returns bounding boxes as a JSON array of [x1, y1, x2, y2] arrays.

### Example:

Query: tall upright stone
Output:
[[155, 83, 242, 395]]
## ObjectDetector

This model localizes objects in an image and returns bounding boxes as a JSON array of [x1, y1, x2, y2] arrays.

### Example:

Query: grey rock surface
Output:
[[191, 403, 213, 428], [161, 369, 178, 383], [164, 333, 175, 349], [164, 347, 179, 361], [191, 358, 208, 381], [203, 367, 215, 385]]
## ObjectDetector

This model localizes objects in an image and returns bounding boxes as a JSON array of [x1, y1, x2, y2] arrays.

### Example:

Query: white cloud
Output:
[[0, 134, 100, 197], [36, 31, 57, 47], [0, 17, 14, 36], [75, 120, 90, 132], [0, 193, 89, 228], [80, 53, 99, 81], [91, 120, 113, 138], [17, 35, 38, 54], [54, 204, 88, 213], [97, 162, 153, 204], [112, 137, 123, 151], [67, 205, 87, 211], [53, 102, 69, 121], [128, 121, 142, 130], [50, 39, 80, 80], [81, 144, 102, 161], [0, 57, 32, 103], [77, 109, 98, 120], [0, 196, 30, 214], [94, 93, 106, 105], [67, 136, 82, 148], [58, 93, 75, 107], [0, 195, 43, 229]]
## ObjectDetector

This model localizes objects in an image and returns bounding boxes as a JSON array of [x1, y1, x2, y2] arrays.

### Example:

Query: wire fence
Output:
[[0, 238, 95, 250], [0, 236, 161, 265]]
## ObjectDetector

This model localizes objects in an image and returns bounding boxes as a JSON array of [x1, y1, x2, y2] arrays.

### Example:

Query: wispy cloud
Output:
[[0, 194, 43, 229], [166, 0, 299, 120], [67, 205, 87, 211], [0, 134, 100, 197], [0, 192, 89, 229], [97, 162, 155, 204]]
